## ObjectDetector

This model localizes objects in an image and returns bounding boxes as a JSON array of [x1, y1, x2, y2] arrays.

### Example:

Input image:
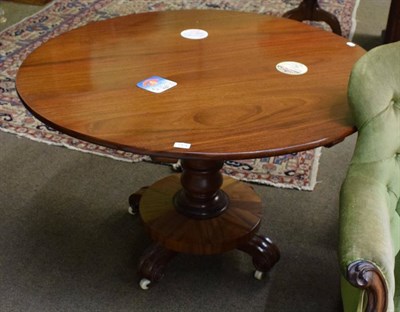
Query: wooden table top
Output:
[[16, 10, 365, 160]]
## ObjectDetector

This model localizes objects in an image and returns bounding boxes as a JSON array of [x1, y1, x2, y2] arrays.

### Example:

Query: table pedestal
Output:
[[130, 159, 280, 289]]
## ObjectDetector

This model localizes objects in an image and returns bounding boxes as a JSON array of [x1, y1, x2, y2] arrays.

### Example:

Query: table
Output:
[[16, 10, 365, 289]]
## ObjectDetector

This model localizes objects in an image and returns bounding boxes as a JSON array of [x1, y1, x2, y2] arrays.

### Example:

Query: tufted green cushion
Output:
[[339, 41, 400, 312]]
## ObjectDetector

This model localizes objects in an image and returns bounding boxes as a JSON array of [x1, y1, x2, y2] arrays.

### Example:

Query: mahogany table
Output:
[[16, 10, 365, 289]]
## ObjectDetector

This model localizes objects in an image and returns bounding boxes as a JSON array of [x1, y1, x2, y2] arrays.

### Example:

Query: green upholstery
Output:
[[339, 41, 400, 312]]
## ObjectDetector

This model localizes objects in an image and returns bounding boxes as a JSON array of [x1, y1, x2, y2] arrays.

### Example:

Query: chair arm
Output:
[[339, 172, 394, 311], [346, 260, 388, 312]]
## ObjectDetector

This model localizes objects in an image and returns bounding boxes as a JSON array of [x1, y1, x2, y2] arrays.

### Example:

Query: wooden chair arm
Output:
[[347, 260, 388, 312]]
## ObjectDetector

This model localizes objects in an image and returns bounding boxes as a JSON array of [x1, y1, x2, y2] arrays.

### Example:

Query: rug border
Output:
[[0, 1, 54, 36], [0, 0, 361, 38], [224, 147, 322, 191], [349, 0, 361, 40]]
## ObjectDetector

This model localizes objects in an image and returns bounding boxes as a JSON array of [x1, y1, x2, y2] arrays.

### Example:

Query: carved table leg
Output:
[[237, 234, 280, 280], [138, 243, 177, 289], [283, 0, 342, 36]]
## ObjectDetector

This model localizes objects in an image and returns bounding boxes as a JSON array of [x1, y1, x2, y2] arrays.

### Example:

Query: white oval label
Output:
[[276, 61, 308, 76], [180, 29, 208, 40]]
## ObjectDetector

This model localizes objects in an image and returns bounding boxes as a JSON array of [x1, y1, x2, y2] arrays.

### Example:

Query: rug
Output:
[[0, 0, 358, 190]]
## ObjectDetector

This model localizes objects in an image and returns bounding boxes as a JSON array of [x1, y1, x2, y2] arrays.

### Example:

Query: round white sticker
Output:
[[346, 42, 356, 47], [276, 61, 308, 76], [180, 29, 208, 40]]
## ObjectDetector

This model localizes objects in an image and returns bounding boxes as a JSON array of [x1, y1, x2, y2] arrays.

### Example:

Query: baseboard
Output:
[[5, 0, 52, 5]]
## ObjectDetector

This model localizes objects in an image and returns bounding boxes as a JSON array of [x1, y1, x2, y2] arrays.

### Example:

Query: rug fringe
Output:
[[349, 0, 361, 40], [223, 147, 322, 191], [3, 127, 146, 163]]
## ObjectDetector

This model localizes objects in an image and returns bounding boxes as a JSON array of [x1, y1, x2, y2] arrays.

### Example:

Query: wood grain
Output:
[[139, 174, 263, 255], [16, 10, 365, 160]]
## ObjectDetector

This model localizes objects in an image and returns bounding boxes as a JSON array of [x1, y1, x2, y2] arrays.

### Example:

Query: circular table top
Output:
[[16, 10, 365, 160]]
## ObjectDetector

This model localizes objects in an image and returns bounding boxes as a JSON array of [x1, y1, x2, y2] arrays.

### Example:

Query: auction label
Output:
[[181, 29, 208, 40], [276, 61, 308, 76], [173, 142, 191, 149]]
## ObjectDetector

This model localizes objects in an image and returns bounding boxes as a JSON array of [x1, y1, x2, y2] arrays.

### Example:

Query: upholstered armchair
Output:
[[339, 41, 400, 312]]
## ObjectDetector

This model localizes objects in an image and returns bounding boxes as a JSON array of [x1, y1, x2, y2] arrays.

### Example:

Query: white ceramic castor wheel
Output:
[[128, 206, 137, 215], [254, 270, 264, 280], [139, 278, 151, 290]]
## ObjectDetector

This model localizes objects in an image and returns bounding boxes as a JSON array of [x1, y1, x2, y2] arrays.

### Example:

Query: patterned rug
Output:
[[0, 0, 359, 190]]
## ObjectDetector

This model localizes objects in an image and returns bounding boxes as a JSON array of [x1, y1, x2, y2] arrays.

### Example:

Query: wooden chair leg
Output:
[[283, 0, 342, 36], [384, 0, 400, 43]]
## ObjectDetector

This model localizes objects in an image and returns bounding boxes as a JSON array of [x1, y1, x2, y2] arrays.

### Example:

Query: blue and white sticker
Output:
[[137, 76, 177, 93]]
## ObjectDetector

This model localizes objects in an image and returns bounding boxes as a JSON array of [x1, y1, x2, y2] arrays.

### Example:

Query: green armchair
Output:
[[339, 41, 400, 312]]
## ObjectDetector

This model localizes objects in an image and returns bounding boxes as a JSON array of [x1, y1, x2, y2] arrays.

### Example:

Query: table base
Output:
[[130, 175, 280, 289]]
